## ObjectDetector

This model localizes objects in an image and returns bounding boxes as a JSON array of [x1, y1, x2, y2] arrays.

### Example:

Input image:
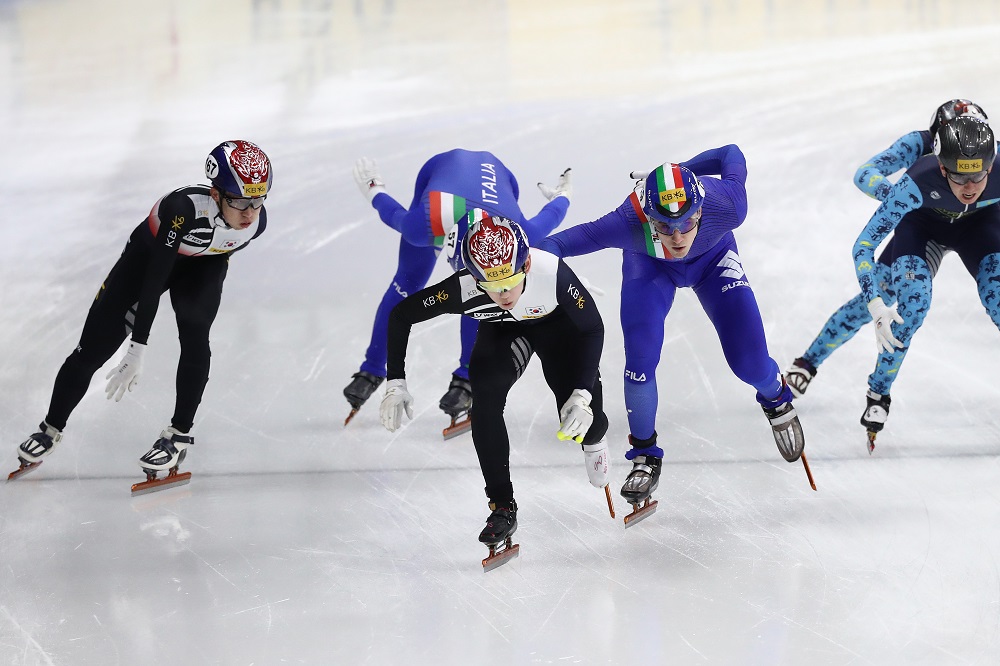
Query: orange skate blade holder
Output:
[[7, 460, 42, 481], [482, 538, 520, 572], [604, 484, 616, 519], [800, 452, 817, 491], [623, 497, 658, 527], [131, 469, 192, 496], [442, 414, 471, 440]]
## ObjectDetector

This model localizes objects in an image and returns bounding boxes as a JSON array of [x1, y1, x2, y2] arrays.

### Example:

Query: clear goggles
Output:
[[945, 169, 988, 185], [478, 271, 526, 293], [224, 193, 267, 210]]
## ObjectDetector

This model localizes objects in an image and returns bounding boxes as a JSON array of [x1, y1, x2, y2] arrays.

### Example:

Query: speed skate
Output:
[[131, 468, 192, 496]]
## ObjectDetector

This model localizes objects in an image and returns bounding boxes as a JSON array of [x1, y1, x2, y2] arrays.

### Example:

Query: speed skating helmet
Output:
[[462, 215, 530, 292], [205, 140, 272, 198], [642, 163, 706, 234], [930, 99, 988, 136], [934, 115, 996, 179]]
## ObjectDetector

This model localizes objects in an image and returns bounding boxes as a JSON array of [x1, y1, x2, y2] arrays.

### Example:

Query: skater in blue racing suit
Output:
[[343, 149, 571, 423], [538, 143, 805, 508]]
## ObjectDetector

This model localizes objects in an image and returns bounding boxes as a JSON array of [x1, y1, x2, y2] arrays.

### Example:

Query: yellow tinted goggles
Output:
[[478, 271, 526, 293]]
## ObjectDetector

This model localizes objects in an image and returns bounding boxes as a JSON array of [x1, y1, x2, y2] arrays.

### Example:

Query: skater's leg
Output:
[[45, 250, 145, 429], [867, 254, 932, 396], [620, 257, 673, 441], [468, 323, 525, 505], [359, 239, 438, 377], [168, 256, 227, 433]]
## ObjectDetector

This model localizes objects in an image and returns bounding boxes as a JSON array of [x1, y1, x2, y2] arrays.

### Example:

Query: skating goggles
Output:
[[478, 271, 526, 293], [944, 169, 989, 185], [223, 193, 267, 210], [648, 208, 702, 236]]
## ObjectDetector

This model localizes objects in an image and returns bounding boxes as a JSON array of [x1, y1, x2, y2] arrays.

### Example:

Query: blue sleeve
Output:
[[853, 175, 923, 302], [681, 144, 748, 222], [536, 199, 636, 258], [521, 196, 570, 245], [853, 131, 931, 202], [368, 155, 441, 235]]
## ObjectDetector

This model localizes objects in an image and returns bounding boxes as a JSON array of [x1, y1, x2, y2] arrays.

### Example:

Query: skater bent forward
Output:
[[379, 216, 609, 564], [11, 140, 272, 486]]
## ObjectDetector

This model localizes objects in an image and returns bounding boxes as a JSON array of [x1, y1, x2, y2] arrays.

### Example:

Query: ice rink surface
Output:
[[4, 0, 1000, 663]]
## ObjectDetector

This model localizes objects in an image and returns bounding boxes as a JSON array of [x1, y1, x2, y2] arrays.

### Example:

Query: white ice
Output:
[[4, 1, 1000, 664]]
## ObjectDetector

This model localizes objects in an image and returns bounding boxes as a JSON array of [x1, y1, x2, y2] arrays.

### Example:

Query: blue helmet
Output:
[[205, 140, 272, 198], [643, 163, 705, 231], [461, 216, 530, 290], [930, 99, 988, 137]]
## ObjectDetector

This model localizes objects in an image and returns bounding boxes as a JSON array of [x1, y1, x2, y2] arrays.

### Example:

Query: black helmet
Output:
[[929, 99, 988, 136], [933, 116, 996, 176]]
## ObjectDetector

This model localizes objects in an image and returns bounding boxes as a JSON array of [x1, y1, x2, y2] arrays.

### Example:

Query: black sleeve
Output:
[[554, 260, 604, 390], [131, 192, 193, 344], [386, 272, 468, 380]]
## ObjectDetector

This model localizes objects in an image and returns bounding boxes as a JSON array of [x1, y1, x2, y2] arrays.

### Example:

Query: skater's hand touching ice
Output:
[[380, 379, 414, 432], [867, 297, 904, 354], [105, 340, 145, 401], [353, 157, 386, 202], [537, 168, 572, 202], [557, 388, 593, 443]]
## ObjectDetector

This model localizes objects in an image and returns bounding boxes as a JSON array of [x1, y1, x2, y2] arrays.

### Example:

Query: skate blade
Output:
[[7, 460, 42, 481], [482, 543, 520, 572], [131, 471, 192, 496], [442, 415, 471, 440], [867, 431, 877, 455], [801, 452, 817, 491], [623, 499, 658, 527], [344, 408, 360, 426]]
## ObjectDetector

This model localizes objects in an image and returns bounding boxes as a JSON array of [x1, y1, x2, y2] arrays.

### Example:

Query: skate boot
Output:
[[621, 435, 663, 527], [479, 500, 519, 571], [439, 374, 472, 440], [582, 437, 615, 518], [860, 390, 891, 454], [784, 357, 817, 398], [757, 380, 805, 463], [343, 371, 385, 425], [8, 421, 62, 480], [132, 427, 194, 496]]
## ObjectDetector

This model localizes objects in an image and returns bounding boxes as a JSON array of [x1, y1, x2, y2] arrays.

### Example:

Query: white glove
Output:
[[380, 379, 414, 432], [582, 437, 609, 488], [352, 157, 386, 202], [867, 297, 904, 354], [105, 340, 146, 401], [557, 388, 593, 443], [629, 170, 649, 181], [537, 168, 572, 202]]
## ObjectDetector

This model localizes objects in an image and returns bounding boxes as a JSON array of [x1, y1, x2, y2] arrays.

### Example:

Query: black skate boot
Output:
[[479, 500, 519, 571], [621, 434, 663, 526], [784, 357, 817, 399], [757, 380, 805, 463], [8, 421, 62, 480], [861, 390, 891, 454], [132, 428, 194, 496], [439, 374, 472, 440], [343, 371, 385, 425]]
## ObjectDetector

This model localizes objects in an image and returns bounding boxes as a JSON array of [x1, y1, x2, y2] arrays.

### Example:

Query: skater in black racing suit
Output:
[[13, 140, 272, 479], [380, 216, 610, 548]]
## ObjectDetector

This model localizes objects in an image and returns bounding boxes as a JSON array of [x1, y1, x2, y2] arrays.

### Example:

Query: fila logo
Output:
[[717, 250, 745, 280], [624, 369, 647, 382]]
